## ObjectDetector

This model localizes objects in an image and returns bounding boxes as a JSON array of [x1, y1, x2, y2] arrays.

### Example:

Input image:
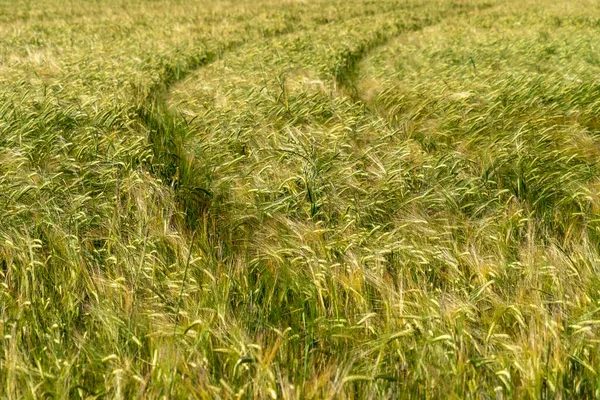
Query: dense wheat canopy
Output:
[[2, 0, 600, 398]]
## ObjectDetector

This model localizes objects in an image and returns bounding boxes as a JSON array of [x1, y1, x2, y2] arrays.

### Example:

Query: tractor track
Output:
[[136, 0, 497, 231]]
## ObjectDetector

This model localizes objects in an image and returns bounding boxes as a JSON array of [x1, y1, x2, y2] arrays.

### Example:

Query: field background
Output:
[[2, 0, 600, 398]]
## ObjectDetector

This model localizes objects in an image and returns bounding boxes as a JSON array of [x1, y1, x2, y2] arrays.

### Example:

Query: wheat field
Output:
[[2, 0, 600, 398]]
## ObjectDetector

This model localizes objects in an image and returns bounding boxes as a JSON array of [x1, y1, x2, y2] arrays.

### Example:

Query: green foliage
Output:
[[2, 0, 600, 398]]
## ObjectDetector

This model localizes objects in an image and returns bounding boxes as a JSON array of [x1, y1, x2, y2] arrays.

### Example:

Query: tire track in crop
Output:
[[135, 2, 426, 229], [137, 1, 497, 231], [333, 1, 497, 99], [136, 14, 342, 228]]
